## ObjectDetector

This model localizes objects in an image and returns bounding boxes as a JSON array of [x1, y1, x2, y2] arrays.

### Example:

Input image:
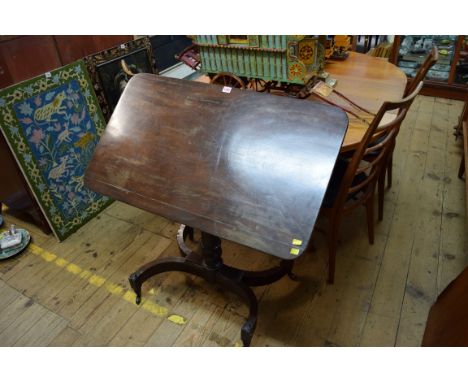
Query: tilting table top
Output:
[[85, 74, 348, 259]]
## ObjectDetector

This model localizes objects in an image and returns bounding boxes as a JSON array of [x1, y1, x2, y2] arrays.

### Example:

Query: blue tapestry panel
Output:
[[12, 80, 101, 221], [0, 60, 112, 241]]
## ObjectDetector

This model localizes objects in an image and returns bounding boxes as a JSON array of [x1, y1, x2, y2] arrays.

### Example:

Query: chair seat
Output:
[[322, 157, 367, 208]]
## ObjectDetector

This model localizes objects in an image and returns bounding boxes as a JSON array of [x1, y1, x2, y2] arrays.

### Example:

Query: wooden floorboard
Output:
[[0, 95, 466, 347]]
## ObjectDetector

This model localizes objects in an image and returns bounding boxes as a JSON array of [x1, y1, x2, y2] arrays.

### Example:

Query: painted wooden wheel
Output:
[[210, 72, 246, 89], [248, 79, 268, 92]]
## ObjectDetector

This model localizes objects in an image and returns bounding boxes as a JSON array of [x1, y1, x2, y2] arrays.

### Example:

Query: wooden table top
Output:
[[196, 52, 407, 152], [84, 74, 348, 260], [325, 52, 407, 151]]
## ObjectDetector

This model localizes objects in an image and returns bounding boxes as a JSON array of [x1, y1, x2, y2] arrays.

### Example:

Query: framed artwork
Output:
[[83, 37, 156, 121], [0, 60, 113, 241]]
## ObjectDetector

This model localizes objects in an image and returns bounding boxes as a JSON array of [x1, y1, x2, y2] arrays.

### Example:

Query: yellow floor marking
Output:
[[55, 258, 69, 268], [66, 263, 82, 275], [122, 290, 136, 303], [167, 314, 186, 325], [27, 243, 185, 325], [89, 274, 106, 287], [79, 270, 93, 279]]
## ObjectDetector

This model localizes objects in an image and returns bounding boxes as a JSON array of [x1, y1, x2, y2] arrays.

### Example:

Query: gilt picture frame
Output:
[[83, 37, 156, 121]]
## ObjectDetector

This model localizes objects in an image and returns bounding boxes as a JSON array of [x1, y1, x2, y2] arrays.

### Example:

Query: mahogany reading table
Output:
[[84, 73, 348, 346]]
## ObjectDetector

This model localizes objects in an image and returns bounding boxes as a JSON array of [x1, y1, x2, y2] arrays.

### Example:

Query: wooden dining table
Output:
[[325, 52, 407, 152]]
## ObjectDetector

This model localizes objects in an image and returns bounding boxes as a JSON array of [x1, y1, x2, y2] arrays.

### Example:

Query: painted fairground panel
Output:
[[0, 60, 112, 241], [83, 37, 155, 121], [193, 35, 325, 85]]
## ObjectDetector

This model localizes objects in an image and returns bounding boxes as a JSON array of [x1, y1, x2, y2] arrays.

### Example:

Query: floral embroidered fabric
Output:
[[0, 60, 112, 240]]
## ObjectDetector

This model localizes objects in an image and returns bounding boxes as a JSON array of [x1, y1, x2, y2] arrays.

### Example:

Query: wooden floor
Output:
[[0, 95, 466, 347]]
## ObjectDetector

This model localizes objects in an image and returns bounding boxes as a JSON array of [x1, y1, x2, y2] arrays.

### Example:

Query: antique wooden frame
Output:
[[83, 37, 156, 121]]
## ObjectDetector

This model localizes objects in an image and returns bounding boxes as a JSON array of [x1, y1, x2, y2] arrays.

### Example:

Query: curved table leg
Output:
[[129, 225, 297, 346], [128, 255, 204, 305], [128, 255, 258, 346], [202, 267, 258, 347]]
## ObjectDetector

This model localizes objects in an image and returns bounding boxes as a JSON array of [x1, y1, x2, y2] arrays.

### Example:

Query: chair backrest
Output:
[[368, 42, 393, 59], [332, 81, 424, 215], [404, 46, 438, 97]]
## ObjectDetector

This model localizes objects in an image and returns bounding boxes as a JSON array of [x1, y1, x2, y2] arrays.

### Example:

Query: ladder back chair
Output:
[[404, 46, 439, 97], [384, 46, 439, 192], [321, 82, 423, 283]]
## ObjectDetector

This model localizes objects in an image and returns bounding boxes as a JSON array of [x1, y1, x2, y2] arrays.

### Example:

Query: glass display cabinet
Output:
[[390, 35, 467, 100]]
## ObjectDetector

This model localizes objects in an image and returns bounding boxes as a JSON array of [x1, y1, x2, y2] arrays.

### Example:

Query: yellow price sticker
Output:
[[292, 238, 303, 246], [290, 248, 300, 256]]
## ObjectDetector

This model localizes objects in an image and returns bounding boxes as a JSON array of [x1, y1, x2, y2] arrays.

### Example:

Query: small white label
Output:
[[120, 44, 126, 49], [222, 86, 232, 94], [45, 72, 51, 78]]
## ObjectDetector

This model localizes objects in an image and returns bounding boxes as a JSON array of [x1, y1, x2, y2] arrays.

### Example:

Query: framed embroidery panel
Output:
[[0, 60, 113, 241], [83, 36, 156, 121]]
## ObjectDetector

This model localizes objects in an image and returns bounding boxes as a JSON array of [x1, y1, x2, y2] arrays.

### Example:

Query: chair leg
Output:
[[327, 218, 339, 284], [366, 197, 375, 245], [378, 167, 385, 221]]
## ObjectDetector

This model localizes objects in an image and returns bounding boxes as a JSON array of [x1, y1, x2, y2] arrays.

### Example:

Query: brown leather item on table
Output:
[[84, 73, 349, 260]]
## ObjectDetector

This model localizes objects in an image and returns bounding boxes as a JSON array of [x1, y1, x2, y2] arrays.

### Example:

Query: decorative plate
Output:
[[0, 228, 31, 260]]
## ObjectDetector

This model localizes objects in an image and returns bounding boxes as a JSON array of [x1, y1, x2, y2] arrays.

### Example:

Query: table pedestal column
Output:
[[128, 224, 296, 346]]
